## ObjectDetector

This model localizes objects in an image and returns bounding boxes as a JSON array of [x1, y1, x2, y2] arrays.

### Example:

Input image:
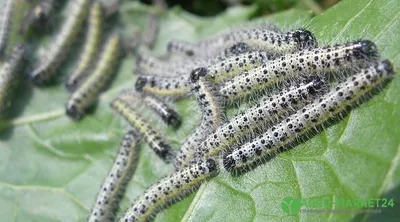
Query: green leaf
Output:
[[0, 0, 399, 222]]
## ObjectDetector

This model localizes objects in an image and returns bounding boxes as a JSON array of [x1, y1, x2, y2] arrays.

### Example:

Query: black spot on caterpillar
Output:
[[66, 2, 103, 91], [0, 0, 14, 57], [88, 130, 141, 222], [0, 43, 27, 112], [220, 40, 380, 101], [173, 68, 223, 169], [195, 76, 327, 161], [223, 60, 395, 173], [66, 34, 120, 120], [120, 158, 218, 222], [110, 97, 175, 162], [29, 0, 90, 85]]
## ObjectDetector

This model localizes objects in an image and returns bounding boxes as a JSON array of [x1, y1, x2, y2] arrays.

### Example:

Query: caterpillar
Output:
[[110, 97, 175, 162], [167, 28, 316, 58], [201, 50, 273, 83], [166, 24, 279, 57], [120, 158, 219, 222], [223, 60, 395, 172], [220, 40, 380, 101], [134, 42, 258, 97], [136, 42, 253, 77], [88, 130, 140, 222], [135, 74, 190, 98], [29, 0, 89, 85], [0, 0, 13, 57], [135, 53, 187, 77], [19, 0, 54, 34], [173, 68, 223, 169], [118, 89, 181, 127], [66, 2, 103, 91], [66, 34, 120, 120], [195, 76, 327, 161], [0, 43, 27, 112], [143, 95, 181, 127]]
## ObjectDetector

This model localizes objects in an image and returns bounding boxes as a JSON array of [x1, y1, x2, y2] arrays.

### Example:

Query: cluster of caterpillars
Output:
[[0, 1, 394, 221], [0, 0, 122, 119], [104, 22, 395, 222]]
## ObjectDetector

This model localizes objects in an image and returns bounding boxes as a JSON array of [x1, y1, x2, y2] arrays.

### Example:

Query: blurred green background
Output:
[[140, 0, 341, 16]]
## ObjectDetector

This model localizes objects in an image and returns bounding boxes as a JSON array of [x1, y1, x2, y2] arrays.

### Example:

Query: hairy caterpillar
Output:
[[173, 68, 223, 169], [143, 95, 181, 127], [29, 0, 90, 85], [134, 42, 258, 97], [110, 97, 175, 162], [19, 0, 54, 34], [0, 43, 27, 112], [166, 24, 279, 57], [118, 89, 181, 127], [135, 53, 187, 77], [201, 50, 273, 83], [66, 34, 120, 120], [120, 158, 218, 222], [88, 130, 140, 222], [223, 60, 395, 172], [167, 28, 316, 58], [220, 40, 380, 101], [0, 0, 13, 57], [136, 42, 253, 77], [66, 2, 103, 91], [135, 74, 190, 98], [195, 76, 326, 161]]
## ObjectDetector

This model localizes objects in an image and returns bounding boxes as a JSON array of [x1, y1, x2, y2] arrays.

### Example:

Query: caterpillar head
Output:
[[65, 79, 79, 91], [33, 3, 50, 25], [156, 142, 175, 163], [354, 40, 379, 61], [293, 29, 317, 49], [377, 60, 395, 77], [163, 109, 181, 127], [29, 71, 46, 86], [205, 158, 217, 172], [222, 153, 235, 171], [66, 103, 83, 121], [135, 76, 147, 92], [306, 76, 326, 95], [190, 67, 208, 83], [229, 42, 250, 55]]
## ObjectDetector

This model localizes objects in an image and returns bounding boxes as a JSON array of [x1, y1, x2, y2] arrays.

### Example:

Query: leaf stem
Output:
[[0, 109, 65, 131]]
